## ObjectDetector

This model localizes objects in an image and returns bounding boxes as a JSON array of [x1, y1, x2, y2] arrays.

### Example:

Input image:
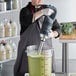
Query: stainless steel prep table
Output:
[[59, 30, 76, 76]]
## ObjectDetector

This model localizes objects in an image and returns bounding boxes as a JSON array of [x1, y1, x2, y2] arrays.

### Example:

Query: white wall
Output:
[[22, 0, 76, 59], [45, 0, 76, 59], [44, 0, 76, 23]]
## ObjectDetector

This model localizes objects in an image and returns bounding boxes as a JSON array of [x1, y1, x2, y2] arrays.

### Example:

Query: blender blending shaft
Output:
[[38, 35, 46, 54]]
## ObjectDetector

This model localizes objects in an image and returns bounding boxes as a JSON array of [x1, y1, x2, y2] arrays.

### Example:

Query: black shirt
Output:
[[20, 2, 61, 38]]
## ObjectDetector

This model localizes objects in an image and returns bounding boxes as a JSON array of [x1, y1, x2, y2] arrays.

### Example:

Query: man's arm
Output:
[[20, 7, 33, 35], [52, 19, 61, 38]]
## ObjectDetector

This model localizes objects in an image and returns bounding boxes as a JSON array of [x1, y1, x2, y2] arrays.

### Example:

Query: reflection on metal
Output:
[[62, 43, 69, 76]]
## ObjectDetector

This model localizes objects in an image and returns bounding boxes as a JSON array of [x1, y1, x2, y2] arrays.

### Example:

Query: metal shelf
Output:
[[0, 35, 20, 41], [0, 58, 16, 64], [0, 9, 19, 14], [0, 58, 16, 74], [59, 39, 76, 43]]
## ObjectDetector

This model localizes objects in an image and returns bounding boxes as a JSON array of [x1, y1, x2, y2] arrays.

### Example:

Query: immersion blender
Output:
[[38, 15, 54, 54]]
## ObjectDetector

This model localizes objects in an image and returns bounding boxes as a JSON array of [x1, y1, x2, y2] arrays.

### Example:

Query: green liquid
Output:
[[28, 54, 52, 76]]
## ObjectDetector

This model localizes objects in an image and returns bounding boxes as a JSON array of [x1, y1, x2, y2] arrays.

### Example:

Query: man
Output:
[[14, 0, 61, 76]]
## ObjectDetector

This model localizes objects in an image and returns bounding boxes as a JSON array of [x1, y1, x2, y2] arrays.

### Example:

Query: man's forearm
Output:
[[32, 10, 43, 22]]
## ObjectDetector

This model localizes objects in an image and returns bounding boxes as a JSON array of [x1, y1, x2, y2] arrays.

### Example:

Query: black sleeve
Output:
[[48, 5, 61, 38], [20, 7, 33, 35], [52, 19, 61, 38]]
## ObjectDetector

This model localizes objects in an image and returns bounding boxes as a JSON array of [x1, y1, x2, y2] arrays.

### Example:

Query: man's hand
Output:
[[45, 30, 58, 39]]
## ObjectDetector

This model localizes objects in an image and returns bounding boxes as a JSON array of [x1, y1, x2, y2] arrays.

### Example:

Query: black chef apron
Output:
[[14, 16, 55, 76]]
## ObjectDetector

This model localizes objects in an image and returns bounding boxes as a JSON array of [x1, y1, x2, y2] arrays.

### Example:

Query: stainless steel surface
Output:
[[0, 63, 2, 76], [62, 43, 68, 72], [38, 41, 44, 54], [60, 40, 76, 43], [62, 43, 69, 76], [38, 35, 45, 54]]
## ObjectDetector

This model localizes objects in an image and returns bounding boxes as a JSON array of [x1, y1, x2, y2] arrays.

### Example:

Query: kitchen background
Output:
[[0, 0, 76, 76]]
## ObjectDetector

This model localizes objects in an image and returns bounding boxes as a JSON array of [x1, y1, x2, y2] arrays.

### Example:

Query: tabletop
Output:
[[59, 30, 76, 43]]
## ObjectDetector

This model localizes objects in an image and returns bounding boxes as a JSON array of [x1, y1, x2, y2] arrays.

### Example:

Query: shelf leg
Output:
[[0, 63, 3, 76], [62, 43, 69, 76]]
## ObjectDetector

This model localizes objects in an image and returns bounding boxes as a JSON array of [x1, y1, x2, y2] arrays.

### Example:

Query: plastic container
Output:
[[0, 22, 5, 38], [12, 0, 19, 9], [8, 40, 17, 58], [10, 20, 17, 36], [26, 45, 52, 76], [5, 0, 13, 10], [0, 1, 6, 11], [0, 44, 6, 61], [12, 42, 17, 58], [4, 20, 12, 37], [5, 43, 12, 59]]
